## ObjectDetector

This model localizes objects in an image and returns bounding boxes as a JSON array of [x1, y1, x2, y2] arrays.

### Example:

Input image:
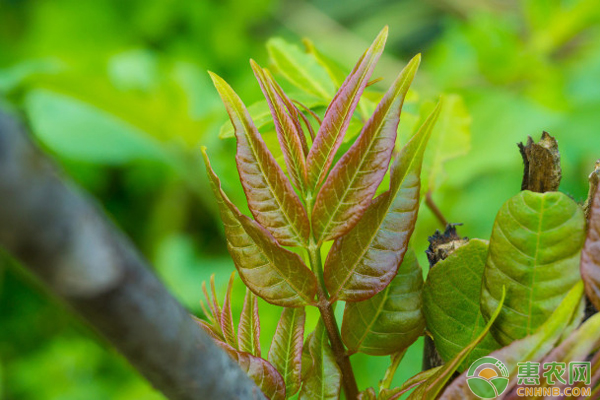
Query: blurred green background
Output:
[[1, 0, 600, 398]]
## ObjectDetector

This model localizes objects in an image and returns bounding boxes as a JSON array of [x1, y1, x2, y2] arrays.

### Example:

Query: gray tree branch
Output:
[[0, 110, 262, 400]]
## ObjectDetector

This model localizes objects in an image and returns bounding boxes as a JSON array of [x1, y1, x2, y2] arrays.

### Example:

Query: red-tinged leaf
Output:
[[220, 272, 237, 348], [201, 279, 220, 328], [324, 101, 442, 302], [194, 316, 224, 343], [440, 282, 585, 399], [311, 54, 421, 243], [251, 60, 308, 193], [306, 27, 388, 190], [268, 307, 306, 397], [581, 181, 600, 310], [358, 387, 377, 400], [406, 288, 506, 400], [202, 148, 318, 307], [341, 249, 425, 355], [238, 289, 261, 357], [223, 345, 287, 400], [379, 367, 442, 400], [209, 71, 310, 247], [299, 323, 342, 400]]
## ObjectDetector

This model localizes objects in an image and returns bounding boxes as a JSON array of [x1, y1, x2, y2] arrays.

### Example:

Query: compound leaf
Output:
[[299, 323, 342, 400], [238, 289, 261, 357], [481, 190, 586, 345], [324, 101, 441, 302], [306, 27, 387, 190], [311, 54, 420, 243], [581, 182, 600, 310], [202, 148, 318, 307], [209, 72, 310, 247], [268, 307, 305, 397], [422, 239, 500, 370], [341, 250, 425, 355]]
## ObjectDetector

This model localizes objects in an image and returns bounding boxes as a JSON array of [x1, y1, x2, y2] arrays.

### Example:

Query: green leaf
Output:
[[379, 367, 442, 400], [323, 101, 441, 302], [407, 288, 506, 400], [341, 250, 425, 355], [422, 93, 471, 192], [238, 289, 261, 357], [299, 323, 342, 400], [202, 149, 318, 307], [267, 37, 336, 100], [422, 239, 500, 370], [581, 182, 600, 311], [224, 346, 286, 400], [25, 89, 168, 165], [481, 190, 586, 345], [268, 307, 305, 397], [311, 54, 420, 243], [220, 272, 237, 348], [440, 282, 585, 399], [251, 60, 308, 193], [209, 72, 310, 247], [306, 27, 388, 190]]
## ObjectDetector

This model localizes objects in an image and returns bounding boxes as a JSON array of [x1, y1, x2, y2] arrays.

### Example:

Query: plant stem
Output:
[[425, 191, 448, 228], [307, 241, 359, 399], [379, 349, 407, 392]]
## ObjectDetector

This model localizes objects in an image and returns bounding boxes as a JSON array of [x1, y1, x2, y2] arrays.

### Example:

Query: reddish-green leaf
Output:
[[299, 323, 342, 400], [223, 345, 286, 400], [581, 181, 600, 310], [311, 54, 421, 243], [201, 277, 221, 329], [440, 282, 585, 399], [324, 101, 442, 302], [379, 367, 442, 400], [406, 288, 506, 399], [220, 272, 237, 348], [268, 307, 305, 397], [209, 71, 309, 247], [251, 60, 308, 193], [305, 27, 388, 190], [202, 148, 318, 306], [341, 249, 425, 355], [358, 387, 377, 400], [238, 289, 261, 357]]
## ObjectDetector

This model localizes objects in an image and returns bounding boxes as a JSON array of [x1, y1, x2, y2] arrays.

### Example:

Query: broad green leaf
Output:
[[267, 37, 336, 100], [422, 239, 500, 370], [25, 89, 168, 165], [238, 289, 261, 357], [306, 27, 388, 191], [422, 93, 471, 192], [209, 72, 310, 247], [311, 54, 420, 243], [251, 60, 307, 193], [220, 272, 237, 348], [481, 190, 586, 345], [341, 250, 425, 355], [581, 182, 600, 311], [407, 288, 506, 400], [268, 307, 305, 397], [324, 101, 441, 302], [202, 149, 318, 307], [224, 345, 286, 400], [299, 323, 342, 400], [440, 283, 585, 399], [379, 367, 442, 400]]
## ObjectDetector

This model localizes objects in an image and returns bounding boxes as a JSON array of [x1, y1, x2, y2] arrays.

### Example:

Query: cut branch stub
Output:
[[517, 131, 561, 193]]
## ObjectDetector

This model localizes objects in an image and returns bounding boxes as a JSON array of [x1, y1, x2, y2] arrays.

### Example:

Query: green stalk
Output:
[[379, 349, 407, 392]]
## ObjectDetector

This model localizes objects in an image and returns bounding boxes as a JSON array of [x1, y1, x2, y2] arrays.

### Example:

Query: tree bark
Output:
[[0, 111, 263, 400]]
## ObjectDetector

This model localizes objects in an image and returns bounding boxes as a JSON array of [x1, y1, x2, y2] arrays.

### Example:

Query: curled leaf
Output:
[[481, 190, 586, 345], [324, 101, 441, 302], [209, 71, 309, 247], [311, 54, 421, 243], [220, 272, 237, 348], [202, 148, 318, 307], [341, 249, 425, 355]]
